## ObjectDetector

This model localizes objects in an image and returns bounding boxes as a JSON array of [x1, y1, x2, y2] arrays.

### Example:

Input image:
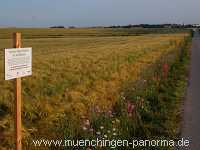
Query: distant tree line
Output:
[[49, 24, 199, 29], [50, 26, 65, 29], [50, 26, 76, 29], [105, 24, 199, 29]]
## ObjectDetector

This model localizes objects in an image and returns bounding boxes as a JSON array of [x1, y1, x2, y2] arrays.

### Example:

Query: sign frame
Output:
[[5, 47, 32, 80]]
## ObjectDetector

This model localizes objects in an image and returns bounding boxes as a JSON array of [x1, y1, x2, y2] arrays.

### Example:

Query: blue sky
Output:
[[0, 0, 199, 27]]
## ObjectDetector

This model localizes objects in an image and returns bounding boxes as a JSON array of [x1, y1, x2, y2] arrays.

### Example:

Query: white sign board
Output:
[[5, 48, 32, 80]]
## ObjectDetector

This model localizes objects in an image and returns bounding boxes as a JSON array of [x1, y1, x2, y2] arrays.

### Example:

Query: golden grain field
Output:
[[0, 28, 189, 149]]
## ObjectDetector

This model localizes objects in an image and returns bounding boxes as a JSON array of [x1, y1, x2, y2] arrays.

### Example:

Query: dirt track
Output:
[[181, 31, 200, 149]]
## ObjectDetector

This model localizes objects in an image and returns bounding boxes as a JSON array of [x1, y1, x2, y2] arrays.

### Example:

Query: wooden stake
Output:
[[13, 33, 22, 150]]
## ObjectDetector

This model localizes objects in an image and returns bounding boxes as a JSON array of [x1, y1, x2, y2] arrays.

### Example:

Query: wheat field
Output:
[[0, 28, 189, 149]]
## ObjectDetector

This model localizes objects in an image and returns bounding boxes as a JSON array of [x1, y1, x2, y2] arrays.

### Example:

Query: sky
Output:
[[0, 0, 199, 27]]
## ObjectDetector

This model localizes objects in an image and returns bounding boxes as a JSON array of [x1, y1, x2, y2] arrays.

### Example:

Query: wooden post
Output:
[[13, 33, 22, 150]]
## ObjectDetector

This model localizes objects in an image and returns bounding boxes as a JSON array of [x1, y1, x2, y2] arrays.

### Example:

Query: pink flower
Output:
[[163, 63, 169, 78], [107, 110, 113, 117], [95, 106, 101, 114], [127, 101, 135, 116]]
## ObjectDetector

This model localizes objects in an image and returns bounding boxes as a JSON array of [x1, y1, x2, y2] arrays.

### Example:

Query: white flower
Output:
[[136, 96, 141, 100], [89, 128, 94, 132], [96, 131, 101, 135], [84, 119, 90, 126], [104, 134, 108, 138], [82, 126, 87, 131], [107, 130, 111, 133], [100, 126, 104, 130], [113, 128, 116, 131], [113, 133, 117, 136], [115, 119, 120, 123]]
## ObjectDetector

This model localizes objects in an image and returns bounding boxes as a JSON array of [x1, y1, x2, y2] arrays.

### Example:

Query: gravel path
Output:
[[181, 31, 200, 149]]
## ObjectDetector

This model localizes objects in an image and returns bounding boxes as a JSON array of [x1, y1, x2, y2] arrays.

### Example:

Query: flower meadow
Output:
[[60, 34, 191, 150]]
